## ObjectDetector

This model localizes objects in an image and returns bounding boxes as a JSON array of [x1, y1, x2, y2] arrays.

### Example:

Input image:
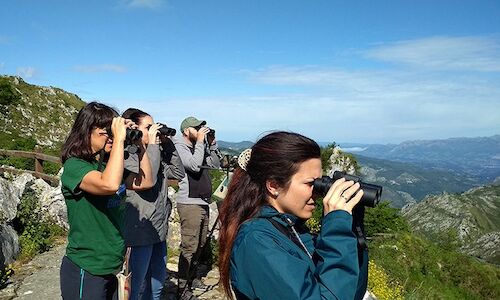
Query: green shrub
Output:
[[370, 233, 500, 299], [364, 202, 410, 236], [368, 260, 404, 300], [0, 78, 21, 108], [0, 265, 14, 289], [14, 188, 66, 261]]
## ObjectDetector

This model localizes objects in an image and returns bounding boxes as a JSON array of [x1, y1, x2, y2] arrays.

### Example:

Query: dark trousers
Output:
[[60, 256, 118, 300], [176, 203, 209, 281]]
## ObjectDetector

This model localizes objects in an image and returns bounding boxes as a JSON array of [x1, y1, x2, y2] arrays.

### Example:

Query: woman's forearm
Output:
[[100, 139, 125, 191], [127, 148, 154, 190]]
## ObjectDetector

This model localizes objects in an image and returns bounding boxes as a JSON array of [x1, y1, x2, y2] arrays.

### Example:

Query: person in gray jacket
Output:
[[174, 116, 221, 297], [122, 108, 185, 300]]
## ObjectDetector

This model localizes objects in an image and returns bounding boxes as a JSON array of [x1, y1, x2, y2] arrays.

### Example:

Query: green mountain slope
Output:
[[0, 75, 84, 151], [403, 184, 500, 264]]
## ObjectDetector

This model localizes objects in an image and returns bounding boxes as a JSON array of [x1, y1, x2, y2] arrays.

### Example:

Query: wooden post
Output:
[[34, 146, 43, 174]]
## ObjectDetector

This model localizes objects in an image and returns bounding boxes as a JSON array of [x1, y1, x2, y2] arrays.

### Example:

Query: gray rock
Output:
[[10, 243, 66, 300], [32, 179, 67, 230], [0, 177, 21, 222], [0, 224, 19, 270], [12, 174, 35, 199], [326, 147, 357, 177]]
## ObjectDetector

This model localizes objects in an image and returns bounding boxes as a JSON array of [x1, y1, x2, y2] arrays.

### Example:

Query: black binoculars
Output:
[[148, 123, 176, 136], [106, 127, 143, 144], [313, 171, 382, 207]]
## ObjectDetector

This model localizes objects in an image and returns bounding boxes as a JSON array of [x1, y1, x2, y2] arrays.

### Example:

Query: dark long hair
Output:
[[122, 108, 149, 125], [61, 102, 118, 163], [218, 131, 321, 298]]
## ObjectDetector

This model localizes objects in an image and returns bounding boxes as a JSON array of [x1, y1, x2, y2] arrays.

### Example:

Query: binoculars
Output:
[[313, 171, 382, 207]]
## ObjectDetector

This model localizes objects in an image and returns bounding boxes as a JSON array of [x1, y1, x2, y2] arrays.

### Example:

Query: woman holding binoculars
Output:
[[121, 108, 185, 300], [60, 102, 154, 299], [218, 131, 368, 300]]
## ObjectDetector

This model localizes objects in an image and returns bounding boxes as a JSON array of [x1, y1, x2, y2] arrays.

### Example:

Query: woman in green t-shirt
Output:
[[59, 102, 155, 300]]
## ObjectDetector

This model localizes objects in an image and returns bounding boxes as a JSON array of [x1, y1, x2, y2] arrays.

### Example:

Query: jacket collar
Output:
[[256, 205, 300, 226]]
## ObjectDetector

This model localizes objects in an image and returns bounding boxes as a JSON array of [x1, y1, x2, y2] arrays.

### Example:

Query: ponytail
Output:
[[218, 131, 321, 299], [218, 167, 266, 299]]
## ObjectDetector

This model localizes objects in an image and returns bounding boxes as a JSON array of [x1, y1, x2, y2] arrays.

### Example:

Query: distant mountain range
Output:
[[218, 136, 500, 207], [217, 141, 254, 155], [356, 155, 481, 207], [340, 136, 500, 183]]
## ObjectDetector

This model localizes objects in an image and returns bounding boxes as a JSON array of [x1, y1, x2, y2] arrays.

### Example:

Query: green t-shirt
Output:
[[61, 157, 127, 275]]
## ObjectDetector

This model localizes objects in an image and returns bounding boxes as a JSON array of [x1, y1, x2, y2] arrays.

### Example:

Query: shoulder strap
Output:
[[267, 218, 309, 256]]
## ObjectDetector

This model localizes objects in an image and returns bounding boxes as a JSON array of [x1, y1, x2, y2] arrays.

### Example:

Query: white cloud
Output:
[[105, 35, 500, 143], [16, 67, 38, 79], [244, 65, 500, 104], [73, 64, 128, 73], [0, 62, 5, 70], [106, 83, 500, 144], [126, 0, 165, 9], [365, 36, 500, 72]]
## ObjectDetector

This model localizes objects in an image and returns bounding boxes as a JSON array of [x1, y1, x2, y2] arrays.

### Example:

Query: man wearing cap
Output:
[[173, 116, 221, 297]]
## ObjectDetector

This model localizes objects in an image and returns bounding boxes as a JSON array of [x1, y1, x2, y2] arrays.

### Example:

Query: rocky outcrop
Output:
[[326, 147, 357, 176], [30, 178, 67, 230], [0, 171, 67, 272], [0, 224, 18, 270], [403, 185, 500, 264], [0, 179, 19, 223], [0, 174, 29, 270], [0, 75, 84, 148]]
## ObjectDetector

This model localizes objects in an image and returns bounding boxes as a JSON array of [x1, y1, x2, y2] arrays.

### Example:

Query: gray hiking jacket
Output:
[[173, 136, 221, 206], [123, 142, 185, 246]]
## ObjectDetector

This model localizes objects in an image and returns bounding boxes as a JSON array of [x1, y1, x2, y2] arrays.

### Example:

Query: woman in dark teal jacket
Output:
[[219, 132, 368, 300]]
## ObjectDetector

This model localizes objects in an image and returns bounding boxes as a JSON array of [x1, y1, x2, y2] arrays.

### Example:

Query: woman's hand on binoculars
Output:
[[322, 178, 364, 215], [110, 117, 128, 142], [148, 123, 163, 145]]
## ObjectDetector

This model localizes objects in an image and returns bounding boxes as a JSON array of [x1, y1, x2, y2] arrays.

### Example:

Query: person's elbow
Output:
[[93, 182, 122, 195]]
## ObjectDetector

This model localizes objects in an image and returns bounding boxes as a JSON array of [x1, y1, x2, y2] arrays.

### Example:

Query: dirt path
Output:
[[0, 243, 226, 300]]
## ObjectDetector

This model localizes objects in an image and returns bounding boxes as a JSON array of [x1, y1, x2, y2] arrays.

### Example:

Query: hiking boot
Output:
[[191, 278, 208, 291]]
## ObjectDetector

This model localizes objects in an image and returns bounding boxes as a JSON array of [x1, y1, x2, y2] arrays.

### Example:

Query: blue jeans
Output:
[[129, 241, 167, 300]]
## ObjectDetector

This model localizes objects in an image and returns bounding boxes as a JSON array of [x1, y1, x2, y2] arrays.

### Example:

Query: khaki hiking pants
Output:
[[177, 203, 209, 281]]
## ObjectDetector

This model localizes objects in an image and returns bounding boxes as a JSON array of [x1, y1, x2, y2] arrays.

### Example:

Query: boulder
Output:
[[326, 147, 357, 176], [12, 173, 35, 199], [31, 178, 68, 229], [0, 224, 19, 270], [0, 176, 21, 222]]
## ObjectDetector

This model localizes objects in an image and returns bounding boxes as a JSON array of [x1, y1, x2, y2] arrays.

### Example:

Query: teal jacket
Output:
[[230, 206, 367, 300]]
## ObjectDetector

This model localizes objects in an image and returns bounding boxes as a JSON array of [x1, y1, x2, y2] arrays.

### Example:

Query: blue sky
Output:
[[1, 0, 499, 144]]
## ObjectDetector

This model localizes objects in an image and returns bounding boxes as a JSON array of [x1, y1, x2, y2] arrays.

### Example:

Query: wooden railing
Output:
[[0, 149, 61, 185]]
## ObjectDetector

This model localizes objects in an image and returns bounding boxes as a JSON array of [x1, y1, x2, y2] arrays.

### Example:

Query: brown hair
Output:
[[61, 102, 118, 163], [218, 131, 320, 298], [122, 108, 149, 125]]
